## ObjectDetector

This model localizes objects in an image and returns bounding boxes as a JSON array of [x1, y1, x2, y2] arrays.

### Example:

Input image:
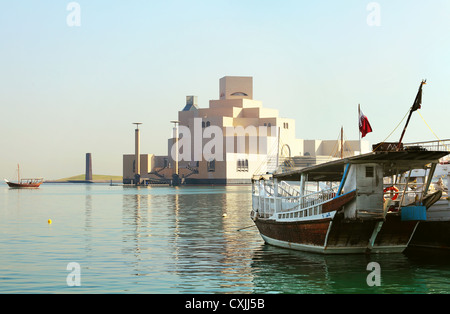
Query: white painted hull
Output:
[[260, 234, 368, 254]]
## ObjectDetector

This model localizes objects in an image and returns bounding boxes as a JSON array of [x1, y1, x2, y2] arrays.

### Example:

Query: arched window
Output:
[[206, 121, 211, 127], [231, 92, 248, 96], [237, 159, 249, 172]]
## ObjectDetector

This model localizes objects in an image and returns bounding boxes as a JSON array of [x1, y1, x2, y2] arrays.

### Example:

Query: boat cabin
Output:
[[262, 150, 448, 221]]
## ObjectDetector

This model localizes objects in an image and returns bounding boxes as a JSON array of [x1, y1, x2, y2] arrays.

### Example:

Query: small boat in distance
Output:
[[4, 164, 43, 188]]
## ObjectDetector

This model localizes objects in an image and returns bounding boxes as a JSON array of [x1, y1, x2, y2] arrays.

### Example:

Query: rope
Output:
[[343, 132, 354, 157], [418, 110, 442, 143], [237, 225, 256, 231], [327, 130, 341, 160], [417, 111, 450, 151], [372, 108, 410, 152], [253, 133, 281, 175], [327, 129, 356, 160]]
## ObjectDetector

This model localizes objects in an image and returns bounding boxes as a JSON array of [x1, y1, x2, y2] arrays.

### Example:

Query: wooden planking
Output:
[[255, 218, 331, 247], [322, 190, 356, 213]]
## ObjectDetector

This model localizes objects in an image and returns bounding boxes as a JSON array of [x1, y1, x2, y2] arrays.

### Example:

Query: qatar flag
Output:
[[359, 105, 373, 138]]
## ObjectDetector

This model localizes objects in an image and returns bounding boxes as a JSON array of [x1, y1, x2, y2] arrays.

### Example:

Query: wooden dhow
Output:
[[4, 164, 43, 188], [251, 149, 448, 254]]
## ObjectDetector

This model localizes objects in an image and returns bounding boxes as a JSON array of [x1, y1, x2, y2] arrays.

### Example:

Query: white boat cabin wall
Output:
[[341, 163, 384, 220]]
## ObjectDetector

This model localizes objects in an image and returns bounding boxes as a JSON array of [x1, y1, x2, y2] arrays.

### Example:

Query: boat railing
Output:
[[279, 181, 300, 197], [404, 139, 450, 152], [257, 180, 300, 198], [252, 181, 339, 219], [298, 186, 339, 210], [20, 178, 44, 184], [383, 181, 435, 209]]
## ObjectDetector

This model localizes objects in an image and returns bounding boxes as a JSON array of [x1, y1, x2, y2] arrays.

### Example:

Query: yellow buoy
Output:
[[48, 219, 52, 224]]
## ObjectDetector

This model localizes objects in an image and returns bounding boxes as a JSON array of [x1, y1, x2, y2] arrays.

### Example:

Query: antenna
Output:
[[133, 122, 143, 129]]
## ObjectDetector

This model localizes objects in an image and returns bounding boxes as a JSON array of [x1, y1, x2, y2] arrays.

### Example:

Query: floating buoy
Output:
[[222, 213, 227, 217], [48, 219, 52, 224]]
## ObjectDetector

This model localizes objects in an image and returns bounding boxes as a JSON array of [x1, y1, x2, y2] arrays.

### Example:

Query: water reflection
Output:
[[249, 246, 411, 293], [84, 185, 92, 255], [84, 185, 450, 293], [122, 187, 152, 273], [168, 187, 230, 292], [165, 186, 260, 293], [249, 242, 450, 293]]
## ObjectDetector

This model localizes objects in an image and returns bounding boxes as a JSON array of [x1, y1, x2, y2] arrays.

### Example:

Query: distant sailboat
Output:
[[4, 164, 43, 188]]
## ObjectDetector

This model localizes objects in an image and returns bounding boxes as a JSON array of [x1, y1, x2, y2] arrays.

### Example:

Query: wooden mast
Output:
[[397, 80, 427, 150]]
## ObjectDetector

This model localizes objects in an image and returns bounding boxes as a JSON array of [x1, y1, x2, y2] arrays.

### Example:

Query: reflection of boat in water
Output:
[[251, 149, 447, 254], [4, 164, 43, 188], [249, 244, 450, 293]]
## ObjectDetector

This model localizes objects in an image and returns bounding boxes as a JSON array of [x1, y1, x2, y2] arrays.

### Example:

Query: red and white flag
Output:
[[359, 104, 373, 138]]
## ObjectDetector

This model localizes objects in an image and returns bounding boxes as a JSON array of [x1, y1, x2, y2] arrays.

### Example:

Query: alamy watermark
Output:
[[67, 2, 81, 27], [170, 118, 279, 162], [66, 262, 81, 286], [366, 262, 381, 287], [367, 2, 381, 27]]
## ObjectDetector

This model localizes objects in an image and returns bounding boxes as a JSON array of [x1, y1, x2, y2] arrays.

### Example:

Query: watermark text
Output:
[[67, 2, 81, 27], [66, 262, 81, 286], [367, 2, 381, 27], [366, 262, 381, 286]]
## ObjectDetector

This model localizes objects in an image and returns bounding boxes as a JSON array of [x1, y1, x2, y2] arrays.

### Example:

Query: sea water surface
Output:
[[1, 183, 450, 294]]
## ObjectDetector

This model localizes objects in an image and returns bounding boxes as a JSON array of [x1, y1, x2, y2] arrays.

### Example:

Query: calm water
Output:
[[1, 183, 450, 294]]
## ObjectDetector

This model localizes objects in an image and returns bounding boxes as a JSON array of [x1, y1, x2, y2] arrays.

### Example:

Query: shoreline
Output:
[[43, 180, 122, 184]]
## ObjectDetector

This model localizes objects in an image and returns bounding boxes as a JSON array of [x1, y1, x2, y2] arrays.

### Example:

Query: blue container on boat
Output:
[[401, 206, 427, 221]]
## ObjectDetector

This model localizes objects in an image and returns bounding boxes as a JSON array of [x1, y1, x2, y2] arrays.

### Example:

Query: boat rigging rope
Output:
[[417, 110, 449, 150], [327, 129, 354, 160], [327, 130, 341, 160], [372, 108, 410, 152]]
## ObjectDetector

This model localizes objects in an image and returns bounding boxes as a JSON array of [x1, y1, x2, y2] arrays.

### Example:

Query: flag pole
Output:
[[358, 104, 361, 154], [397, 80, 427, 150]]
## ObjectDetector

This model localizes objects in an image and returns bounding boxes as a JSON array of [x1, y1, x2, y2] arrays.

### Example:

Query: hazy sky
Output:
[[1, 1, 449, 179]]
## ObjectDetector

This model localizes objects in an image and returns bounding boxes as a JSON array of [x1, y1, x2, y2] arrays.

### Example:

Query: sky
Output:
[[1, 0, 449, 179]]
